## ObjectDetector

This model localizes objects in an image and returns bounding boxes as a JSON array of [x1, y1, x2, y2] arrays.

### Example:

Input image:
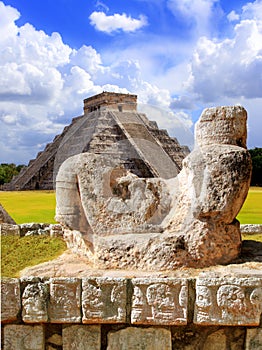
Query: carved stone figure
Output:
[[132, 286, 145, 322], [56, 105, 252, 269], [22, 283, 48, 322], [194, 276, 262, 326], [131, 278, 187, 325], [1, 279, 20, 323], [195, 286, 212, 322], [82, 277, 127, 323], [217, 285, 247, 321], [48, 278, 81, 323], [250, 287, 262, 314], [146, 284, 175, 320]]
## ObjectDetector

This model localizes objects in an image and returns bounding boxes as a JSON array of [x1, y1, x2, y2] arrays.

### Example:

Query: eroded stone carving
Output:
[[194, 276, 262, 326], [131, 278, 187, 325], [1, 278, 21, 323], [4, 325, 45, 350], [107, 327, 172, 350], [48, 278, 81, 323], [56, 105, 252, 269], [22, 281, 48, 323], [82, 277, 126, 323], [62, 325, 101, 350], [195, 286, 213, 322]]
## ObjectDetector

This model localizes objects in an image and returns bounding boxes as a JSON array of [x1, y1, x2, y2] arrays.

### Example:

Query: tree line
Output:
[[0, 147, 261, 187], [0, 163, 25, 186], [248, 148, 262, 186]]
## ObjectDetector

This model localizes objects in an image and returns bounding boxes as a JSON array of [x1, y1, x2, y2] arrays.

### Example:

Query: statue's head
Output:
[[195, 106, 247, 148]]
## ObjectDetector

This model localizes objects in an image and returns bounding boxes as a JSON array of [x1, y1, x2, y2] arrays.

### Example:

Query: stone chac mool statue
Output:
[[56, 105, 252, 270]]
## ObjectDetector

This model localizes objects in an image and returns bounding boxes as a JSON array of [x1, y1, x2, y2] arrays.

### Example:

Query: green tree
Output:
[[249, 148, 262, 186], [0, 163, 25, 185]]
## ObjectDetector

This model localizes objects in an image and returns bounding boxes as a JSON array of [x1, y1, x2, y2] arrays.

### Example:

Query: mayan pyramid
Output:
[[5, 92, 190, 190]]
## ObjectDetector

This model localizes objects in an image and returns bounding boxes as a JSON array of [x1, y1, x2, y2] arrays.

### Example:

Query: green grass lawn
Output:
[[1, 235, 67, 277], [236, 187, 262, 224], [0, 187, 261, 224], [0, 190, 56, 224]]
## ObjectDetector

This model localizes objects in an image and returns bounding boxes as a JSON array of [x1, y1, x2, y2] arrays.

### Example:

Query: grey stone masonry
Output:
[[1, 274, 261, 349], [1, 223, 260, 237], [131, 278, 188, 325], [0, 223, 63, 237], [1, 275, 261, 326]]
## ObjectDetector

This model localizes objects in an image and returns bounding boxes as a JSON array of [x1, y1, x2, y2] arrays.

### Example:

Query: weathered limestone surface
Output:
[[4, 325, 45, 350], [1, 277, 261, 349], [48, 278, 81, 323], [82, 277, 127, 323], [0, 223, 63, 237], [0, 204, 16, 224], [21, 277, 48, 323], [1, 278, 20, 323], [56, 105, 252, 269], [107, 327, 172, 350], [194, 275, 262, 326], [241, 224, 262, 235], [0, 223, 20, 236], [63, 325, 101, 350], [131, 278, 187, 325], [246, 328, 262, 350], [171, 326, 246, 350], [2, 276, 261, 327]]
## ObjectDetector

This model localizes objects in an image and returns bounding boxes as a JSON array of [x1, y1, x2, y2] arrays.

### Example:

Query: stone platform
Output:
[[1, 272, 262, 349]]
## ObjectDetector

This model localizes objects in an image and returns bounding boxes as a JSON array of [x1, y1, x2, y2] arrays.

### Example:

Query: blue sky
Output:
[[0, 0, 261, 164]]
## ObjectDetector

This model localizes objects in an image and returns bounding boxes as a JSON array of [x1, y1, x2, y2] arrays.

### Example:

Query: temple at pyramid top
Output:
[[4, 92, 190, 191], [84, 92, 137, 113]]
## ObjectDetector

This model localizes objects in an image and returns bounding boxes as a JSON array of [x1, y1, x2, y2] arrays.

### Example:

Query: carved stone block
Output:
[[63, 325, 101, 350], [1, 278, 20, 323], [194, 276, 262, 325], [131, 278, 188, 325], [0, 223, 20, 235], [3, 325, 45, 350], [107, 327, 172, 350], [246, 328, 262, 350], [48, 278, 81, 323], [82, 277, 127, 323], [22, 278, 48, 323]]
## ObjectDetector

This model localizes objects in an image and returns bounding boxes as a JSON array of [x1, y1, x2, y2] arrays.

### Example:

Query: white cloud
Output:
[[0, 2, 182, 164], [187, 1, 262, 101], [227, 10, 240, 22], [1, 0, 262, 165], [167, 0, 220, 35], [0, 1, 20, 43], [89, 11, 147, 33], [95, 1, 109, 13]]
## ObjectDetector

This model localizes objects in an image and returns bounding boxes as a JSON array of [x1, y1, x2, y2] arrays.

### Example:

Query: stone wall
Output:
[[2, 223, 261, 236], [0, 223, 63, 237], [1, 224, 261, 348], [1, 276, 261, 349]]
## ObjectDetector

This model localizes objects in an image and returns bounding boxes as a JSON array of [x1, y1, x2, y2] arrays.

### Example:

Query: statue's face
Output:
[[195, 106, 247, 148]]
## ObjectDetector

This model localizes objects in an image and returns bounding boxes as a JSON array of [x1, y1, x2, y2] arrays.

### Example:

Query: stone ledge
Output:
[[0, 223, 63, 237], [2, 275, 261, 326], [2, 223, 260, 237], [2, 324, 262, 350], [241, 224, 262, 235]]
